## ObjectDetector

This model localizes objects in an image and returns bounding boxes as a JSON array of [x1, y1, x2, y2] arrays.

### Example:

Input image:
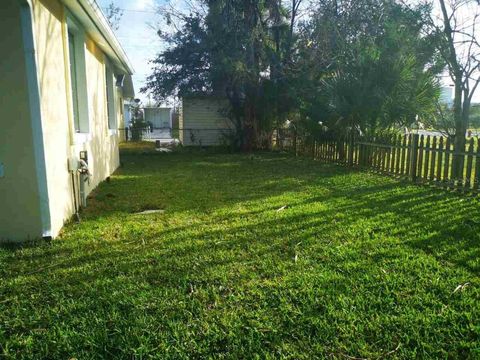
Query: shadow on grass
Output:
[[5, 152, 480, 278], [1, 151, 479, 358]]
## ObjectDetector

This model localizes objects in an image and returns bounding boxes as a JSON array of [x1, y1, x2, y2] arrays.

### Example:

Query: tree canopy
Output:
[[142, 0, 454, 150]]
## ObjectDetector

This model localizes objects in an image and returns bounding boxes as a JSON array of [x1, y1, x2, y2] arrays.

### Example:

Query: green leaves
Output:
[[298, 0, 442, 136], [142, 15, 212, 100], [142, 0, 444, 148]]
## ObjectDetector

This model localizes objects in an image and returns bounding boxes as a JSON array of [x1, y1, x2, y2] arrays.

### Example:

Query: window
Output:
[[68, 32, 80, 132], [105, 63, 116, 130], [66, 15, 89, 134]]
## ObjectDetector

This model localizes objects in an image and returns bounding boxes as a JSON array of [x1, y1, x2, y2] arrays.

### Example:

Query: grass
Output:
[[1, 143, 480, 359]]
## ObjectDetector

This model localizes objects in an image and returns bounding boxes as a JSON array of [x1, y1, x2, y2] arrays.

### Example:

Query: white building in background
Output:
[[124, 102, 132, 126], [144, 107, 172, 129], [179, 96, 233, 146], [440, 86, 454, 106]]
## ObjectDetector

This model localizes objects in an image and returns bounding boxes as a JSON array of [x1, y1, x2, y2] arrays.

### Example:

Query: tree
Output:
[[129, 99, 148, 141], [104, 1, 123, 31], [142, 0, 443, 151], [296, 0, 441, 136], [143, 15, 211, 100], [144, 0, 300, 150], [431, 0, 480, 178]]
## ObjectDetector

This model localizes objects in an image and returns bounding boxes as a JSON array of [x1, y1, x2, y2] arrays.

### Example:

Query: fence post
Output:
[[465, 137, 475, 189], [410, 133, 419, 182], [473, 138, 480, 192]]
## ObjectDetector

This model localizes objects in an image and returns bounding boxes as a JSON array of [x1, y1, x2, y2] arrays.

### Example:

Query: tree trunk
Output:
[[452, 77, 465, 179], [462, 89, 471, 130], [242, 97, 256, 152], [241, 0, 260, 152]]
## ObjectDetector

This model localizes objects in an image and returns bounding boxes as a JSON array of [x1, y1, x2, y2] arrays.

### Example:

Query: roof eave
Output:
[[61, 0, 134, 75]]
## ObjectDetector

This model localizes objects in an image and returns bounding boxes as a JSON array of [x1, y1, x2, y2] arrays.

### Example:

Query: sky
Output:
[[97, 0, 480, 105], [429, 0, 480, 103], [97, 0, 165, 105]]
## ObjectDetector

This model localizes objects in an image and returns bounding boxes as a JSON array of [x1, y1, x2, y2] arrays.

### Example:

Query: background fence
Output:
[[119, 127, 146, 142], [119, 126, 235, 146], [119, 127, 172, 142], [285, 132, 480, 193], [120, 125, 480, 192]]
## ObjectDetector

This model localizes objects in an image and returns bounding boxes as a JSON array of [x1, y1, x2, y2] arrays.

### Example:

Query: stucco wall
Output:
[[0, 0, 43, 241], [81, 36, 120, 193], [33, 0, 121, 238], [181, 98, 232, 146], [33, 0, 74, 237]]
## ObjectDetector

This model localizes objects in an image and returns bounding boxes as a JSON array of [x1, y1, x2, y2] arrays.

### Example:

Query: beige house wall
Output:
[[81, 36, 121, 195], [33, 0, 74, 237], [0, 0, 128, 241], [181, 97, 232, 146], [0, 0, 125, 242], [32, 0, 123, 237], [0, 0, 43, 241]]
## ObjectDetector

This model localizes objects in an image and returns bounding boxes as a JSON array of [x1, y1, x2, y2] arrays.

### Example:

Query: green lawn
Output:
[[1, 144, 480, 359]]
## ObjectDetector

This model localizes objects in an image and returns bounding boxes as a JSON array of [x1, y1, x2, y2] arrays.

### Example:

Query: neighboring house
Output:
[[124, 101, 133, 126], [179, 96, 233, 146], [0, 0, 134, 241], [172, 107, 180, 131], [144, 107, 172, 129], [440, 86, 454, 107]]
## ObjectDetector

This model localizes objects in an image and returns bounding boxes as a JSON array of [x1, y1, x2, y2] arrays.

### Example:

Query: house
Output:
[[124, 101, 133, 126], [0, 0, 134, 241], [179, 96, 233, 146], [440, 86, 454, 106], [144, 107, 172, 129]]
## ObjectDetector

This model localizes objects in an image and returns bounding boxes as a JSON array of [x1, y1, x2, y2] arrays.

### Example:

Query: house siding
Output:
[[181, 98, 232, 146], [32, 0, 122, 237], [0, 0, 129, 241], [0, 0, 43, 241], [33, 0, 73, 237]]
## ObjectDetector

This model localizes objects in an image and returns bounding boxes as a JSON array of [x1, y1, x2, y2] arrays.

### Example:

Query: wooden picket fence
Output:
[[307, 133, 480, 193]]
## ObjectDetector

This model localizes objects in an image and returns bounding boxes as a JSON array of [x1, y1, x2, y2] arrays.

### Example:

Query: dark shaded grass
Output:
[[1, 145, 479, 359]]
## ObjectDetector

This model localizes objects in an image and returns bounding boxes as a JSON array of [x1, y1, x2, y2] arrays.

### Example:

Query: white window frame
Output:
[[66, 13, 90, 143], [105, 60, 117, 134]]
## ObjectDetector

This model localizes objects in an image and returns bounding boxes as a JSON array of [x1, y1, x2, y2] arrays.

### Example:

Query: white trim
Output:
[[105, 60, 116, 130], [74, 132, 92, 144], [82, 0, 133, 73], [66, 11, 90, 135], [61, 0, 133, 75]]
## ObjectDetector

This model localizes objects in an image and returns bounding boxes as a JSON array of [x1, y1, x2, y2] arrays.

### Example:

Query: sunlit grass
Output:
[[1, 146, 479, 358]]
